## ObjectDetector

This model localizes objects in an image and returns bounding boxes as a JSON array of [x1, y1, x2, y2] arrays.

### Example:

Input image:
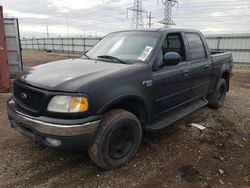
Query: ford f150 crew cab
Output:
[[7, 28, 233, 169]]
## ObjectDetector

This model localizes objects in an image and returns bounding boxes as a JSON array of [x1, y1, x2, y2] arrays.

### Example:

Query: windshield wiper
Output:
[[97, 55, 127, 64]]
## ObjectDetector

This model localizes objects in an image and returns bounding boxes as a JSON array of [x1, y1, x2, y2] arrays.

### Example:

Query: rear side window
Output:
[[186, 33, 206, 61]]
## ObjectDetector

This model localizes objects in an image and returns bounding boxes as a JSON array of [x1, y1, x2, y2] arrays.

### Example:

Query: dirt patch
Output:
[[0, 51, 250, 187], [22, 49, 81, 67], [231, 69, 250, 89], [179, 165, 201, 183]]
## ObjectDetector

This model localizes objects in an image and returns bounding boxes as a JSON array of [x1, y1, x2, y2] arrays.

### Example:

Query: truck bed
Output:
[[211, 51, 233, 64]]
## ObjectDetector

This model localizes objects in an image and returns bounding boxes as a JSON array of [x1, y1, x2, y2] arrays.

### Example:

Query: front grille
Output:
[[13, 81, 45, 113]]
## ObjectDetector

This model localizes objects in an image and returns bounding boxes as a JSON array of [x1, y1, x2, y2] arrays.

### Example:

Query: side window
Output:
[[168, 35, 181, 49], [162, 33, 186, 62], [186, 33, 206, 61]]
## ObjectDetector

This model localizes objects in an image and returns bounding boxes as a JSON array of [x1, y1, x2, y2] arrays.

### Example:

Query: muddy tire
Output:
[[207, 78, 227, 109], [88, 109, 142, 170]]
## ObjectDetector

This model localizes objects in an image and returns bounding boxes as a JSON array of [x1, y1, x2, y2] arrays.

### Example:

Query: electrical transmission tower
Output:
[[158, 0, 178, 27], [127, 0, 147, 29]]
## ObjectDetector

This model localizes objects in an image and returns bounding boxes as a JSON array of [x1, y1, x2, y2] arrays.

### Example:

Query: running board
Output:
[[145, 98, 208, 132]]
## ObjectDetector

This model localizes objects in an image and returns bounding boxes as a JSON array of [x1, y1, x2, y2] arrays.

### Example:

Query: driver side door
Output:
[[152, 32, 192, 119]]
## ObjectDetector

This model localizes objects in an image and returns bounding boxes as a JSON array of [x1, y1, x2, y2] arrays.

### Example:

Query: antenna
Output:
[[158, 0, 178, 27], [127, 0, 147, 29]]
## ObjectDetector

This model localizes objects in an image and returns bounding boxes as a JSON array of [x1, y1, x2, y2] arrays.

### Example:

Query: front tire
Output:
[[207, 78, 227, 109], [88, 109, 142, 170]]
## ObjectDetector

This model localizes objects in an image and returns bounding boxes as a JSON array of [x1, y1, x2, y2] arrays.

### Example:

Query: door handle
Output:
[[204, 64, 211, 70], [182, 69, 189, 77]]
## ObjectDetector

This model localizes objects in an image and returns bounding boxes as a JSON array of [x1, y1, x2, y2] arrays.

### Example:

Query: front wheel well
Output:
[[105, 98, 148, 125]]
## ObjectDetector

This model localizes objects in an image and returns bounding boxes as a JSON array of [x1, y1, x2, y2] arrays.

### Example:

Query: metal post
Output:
[[62, 38, 64, 52], [46, 25, 49, 38], [72, 38, 74, 54], [217, 37, 222, 51], [83, 38, 86, 52], [52, 38, 54, 52], [43, 38, 45, 51], [37, 39, 39, 51], [31, 39, 34, 50], [0, 6, 10, 92]]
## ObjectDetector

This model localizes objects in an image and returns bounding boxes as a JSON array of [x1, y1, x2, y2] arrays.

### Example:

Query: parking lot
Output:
[[0, 50, 249, 187]]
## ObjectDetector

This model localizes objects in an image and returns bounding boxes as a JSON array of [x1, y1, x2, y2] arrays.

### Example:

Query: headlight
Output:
[[47, 96, 89, 113]]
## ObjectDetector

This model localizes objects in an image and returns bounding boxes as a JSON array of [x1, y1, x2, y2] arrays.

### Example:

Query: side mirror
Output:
[[163, 52, 181, 66]]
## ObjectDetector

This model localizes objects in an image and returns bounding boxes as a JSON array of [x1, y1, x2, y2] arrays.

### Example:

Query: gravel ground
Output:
[[0, 50, 249, 188]]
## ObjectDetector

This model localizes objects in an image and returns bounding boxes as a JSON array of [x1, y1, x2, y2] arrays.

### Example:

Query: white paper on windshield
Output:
[[138, 46, 153, 61]]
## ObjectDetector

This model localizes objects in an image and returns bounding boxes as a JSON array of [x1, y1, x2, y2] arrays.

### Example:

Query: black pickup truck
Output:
[[7, 28, 233, 169]]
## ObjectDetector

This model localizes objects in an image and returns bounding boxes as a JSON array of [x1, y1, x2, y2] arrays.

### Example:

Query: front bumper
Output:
[[7, 98, 101, 150]]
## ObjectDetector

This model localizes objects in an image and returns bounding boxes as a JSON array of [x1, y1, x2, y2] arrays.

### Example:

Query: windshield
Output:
[[86, 31, 161, 63]]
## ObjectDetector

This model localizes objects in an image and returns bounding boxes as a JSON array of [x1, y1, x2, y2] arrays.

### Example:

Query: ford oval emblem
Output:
[[20, 92, 27, 100]]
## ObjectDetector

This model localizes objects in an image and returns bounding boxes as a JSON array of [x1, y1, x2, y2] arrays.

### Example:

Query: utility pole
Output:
[[127, 0, 147, 29], [46, 25, 49, 38], [158, 0, 178, 27], [147, 12, 154, 28]]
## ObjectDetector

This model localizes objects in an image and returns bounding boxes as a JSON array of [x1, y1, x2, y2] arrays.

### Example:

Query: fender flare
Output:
[[97, 94, 151, 123]]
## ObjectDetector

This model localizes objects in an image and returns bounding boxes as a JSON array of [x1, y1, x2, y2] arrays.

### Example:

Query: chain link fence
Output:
[[21, 37, 102, 54], [21, 34, 250, 64]]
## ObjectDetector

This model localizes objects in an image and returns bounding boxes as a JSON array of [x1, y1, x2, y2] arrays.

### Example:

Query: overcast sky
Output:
[[1, 0, 250, 38]]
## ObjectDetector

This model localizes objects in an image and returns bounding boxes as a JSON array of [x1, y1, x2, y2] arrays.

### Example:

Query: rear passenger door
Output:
[[184, 32, 213, 99]]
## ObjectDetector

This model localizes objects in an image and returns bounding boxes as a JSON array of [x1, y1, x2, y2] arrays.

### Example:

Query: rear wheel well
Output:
[[106, 99, 147, 125], [221, 71, 230, 91]]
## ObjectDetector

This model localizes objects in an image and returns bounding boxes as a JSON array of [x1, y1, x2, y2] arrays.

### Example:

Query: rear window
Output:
[[186, 33, 206, 61]]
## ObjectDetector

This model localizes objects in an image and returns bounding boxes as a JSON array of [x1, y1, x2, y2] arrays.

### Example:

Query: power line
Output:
[[173, 15, 250, 19], [17, 1, 250, 23], [17, 0, 250, 36], [127, 0, 147, 29], [146, 1, 250, 13], [179, 1, 250, 6]]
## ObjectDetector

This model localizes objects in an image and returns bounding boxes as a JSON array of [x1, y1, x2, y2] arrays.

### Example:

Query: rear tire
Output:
[[88, 109, 142, 170], [207, 78, 227, 109]]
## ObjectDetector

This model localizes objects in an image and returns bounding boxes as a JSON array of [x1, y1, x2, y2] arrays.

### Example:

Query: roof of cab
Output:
[[156, 28, 200, 33], [113, 27, 200, 34]]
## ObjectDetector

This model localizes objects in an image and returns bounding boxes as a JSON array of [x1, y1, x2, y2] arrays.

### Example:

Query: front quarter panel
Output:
[[76, 64, 154, 120]]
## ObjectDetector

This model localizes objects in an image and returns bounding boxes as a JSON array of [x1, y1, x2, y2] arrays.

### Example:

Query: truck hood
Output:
[[18, 58, 129, 91]]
